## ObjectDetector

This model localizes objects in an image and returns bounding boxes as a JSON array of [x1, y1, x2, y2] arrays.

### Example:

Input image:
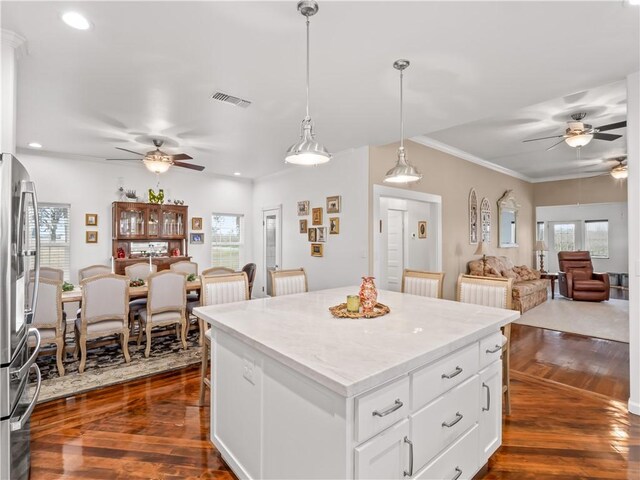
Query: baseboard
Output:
[[629, 398, 640, 416]]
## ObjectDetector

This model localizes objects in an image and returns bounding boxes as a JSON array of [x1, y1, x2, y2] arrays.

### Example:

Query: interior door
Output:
[[386, 209, 405, 292], [262, 207, 281, 296]]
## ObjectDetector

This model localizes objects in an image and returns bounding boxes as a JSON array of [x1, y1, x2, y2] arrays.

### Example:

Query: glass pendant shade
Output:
[[564, 134, 593, 148], [285, 120, 331, 165], [610, 164, 628, 179], [384, 147, 422, 183], [143, 154, 172, 174]]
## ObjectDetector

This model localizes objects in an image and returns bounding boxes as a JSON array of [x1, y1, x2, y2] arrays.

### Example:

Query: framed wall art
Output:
[[317, 227, 326, 242], [469, 188, 478, 245], [308, 227, 317, 242], [299, 219, 308, 234], [190, 233, 204, 244], [312, 207, 323, 225], [481, 197, 491, 244], [326, 195, 341, 214], [297, 201, 310, 216], [86, 231, 98, 243], [418, 221, 427, 239], [311, 243, 323, 257], [191, 217, 203, 230], [85, 213, 98, 226], [329, 217, 339, 235]]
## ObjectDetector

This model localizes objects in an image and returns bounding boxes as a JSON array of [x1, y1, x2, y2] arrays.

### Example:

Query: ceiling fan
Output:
[[574, 155, 628, 179], [107, 139, 205, 173], [523, 113, 626, 151]]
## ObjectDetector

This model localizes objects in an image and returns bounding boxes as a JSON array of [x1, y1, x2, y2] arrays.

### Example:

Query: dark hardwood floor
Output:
[[30, 323, 638, 479]]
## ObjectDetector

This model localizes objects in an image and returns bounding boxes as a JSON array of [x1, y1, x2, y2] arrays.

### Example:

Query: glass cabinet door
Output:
[[118, 207, 146, 237], [148, 207, 160, 237], [161, 209, 185, 237]]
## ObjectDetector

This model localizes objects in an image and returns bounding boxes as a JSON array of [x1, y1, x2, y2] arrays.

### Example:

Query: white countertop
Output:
[[194, 287, 519, 397]]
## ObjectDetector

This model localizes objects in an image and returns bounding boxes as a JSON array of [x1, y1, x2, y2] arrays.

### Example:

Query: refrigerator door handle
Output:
[[10, 363, 41, 432], [18, 181, 40, 324], [10, 328, 40, 381]]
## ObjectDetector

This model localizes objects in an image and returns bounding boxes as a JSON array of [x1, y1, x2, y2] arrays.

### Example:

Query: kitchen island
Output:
[[194, 287, 519, 480]]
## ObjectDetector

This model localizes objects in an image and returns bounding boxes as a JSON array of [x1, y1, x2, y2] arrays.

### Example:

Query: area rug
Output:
[[33, 327, 202, 404], [515, 297, 629, 343]]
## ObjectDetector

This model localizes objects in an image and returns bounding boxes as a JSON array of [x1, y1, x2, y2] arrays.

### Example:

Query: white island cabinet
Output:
[[194, 287, 519, 480]]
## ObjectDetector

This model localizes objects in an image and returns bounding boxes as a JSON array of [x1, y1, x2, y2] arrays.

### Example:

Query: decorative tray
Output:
[[329, 302, 390, 319]]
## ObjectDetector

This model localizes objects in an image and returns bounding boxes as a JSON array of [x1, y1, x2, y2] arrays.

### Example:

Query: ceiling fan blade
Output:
[[173, 161, 205, 171], [115, 147, 145, 156], [595, 121, 626, 132], [169, 153, 193, 161], [523, 134, 564, 143], [546, 138, 566, 151], [106, 158, 142, 161], [593, 132, 622, 141]]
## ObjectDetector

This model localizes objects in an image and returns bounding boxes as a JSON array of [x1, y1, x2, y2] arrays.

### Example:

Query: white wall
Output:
[[252, 146, 369, 296], [536, 202, 628, 274], [18, 152, 253, 283]]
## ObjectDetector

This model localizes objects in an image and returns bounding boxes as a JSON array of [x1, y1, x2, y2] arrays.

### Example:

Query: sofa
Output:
[[467, 256, 549, 313]]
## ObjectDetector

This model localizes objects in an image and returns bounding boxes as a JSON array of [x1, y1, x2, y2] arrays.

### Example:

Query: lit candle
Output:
[[346, 295, 360, 313], [149, 251, 152, 271], [111, 256, 114, 274]]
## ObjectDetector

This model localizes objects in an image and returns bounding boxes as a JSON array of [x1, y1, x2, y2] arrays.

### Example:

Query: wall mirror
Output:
[[498, 190, 519, 248]]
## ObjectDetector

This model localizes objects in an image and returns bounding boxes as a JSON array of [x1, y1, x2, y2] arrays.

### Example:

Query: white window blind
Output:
[[37, 203, 71, 280], [585, 220, 609, 258], [211, 214, 243, 270]]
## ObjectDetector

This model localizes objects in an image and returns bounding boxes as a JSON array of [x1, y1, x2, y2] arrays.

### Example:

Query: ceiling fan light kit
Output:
[[143, 155, 172, 174], [610, 158, 629, 180], [285, 0, 331, 166], [109, 139, 205, 173], [384, 59, 422, 184], [564, 133, 593, 148]]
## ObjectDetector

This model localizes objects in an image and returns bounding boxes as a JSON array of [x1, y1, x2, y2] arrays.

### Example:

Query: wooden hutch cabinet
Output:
[[111, 202, 191, 274]]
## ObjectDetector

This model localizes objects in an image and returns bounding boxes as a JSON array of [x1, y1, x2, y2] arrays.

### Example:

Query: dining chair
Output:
[[269, 268, 307, 296], [241, 263, 257, 298], [125, 262, 158, 336], [78, 264, 111, 282], [137, 271, 187, 358], [170, 261, 198, 275], [456, 274, 513, 414], [401, 269, 445, 299], [39, 266, 64, 281], [195, 272, 249, 406], [31, 277, 66, 376], [74, 274, 131, 374], [201, 266, 235, 277]]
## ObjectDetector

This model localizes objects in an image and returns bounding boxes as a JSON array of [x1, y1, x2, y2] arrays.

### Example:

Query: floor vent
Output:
[[211, 92, 251, 108]]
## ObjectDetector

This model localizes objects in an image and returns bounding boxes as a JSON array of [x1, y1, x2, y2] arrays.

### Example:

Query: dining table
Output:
[[61, 279, 202, 304]]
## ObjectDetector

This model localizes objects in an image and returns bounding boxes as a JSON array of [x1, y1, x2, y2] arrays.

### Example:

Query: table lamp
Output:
[[474, 241, 492, 276], [535, 240, 548, 273]]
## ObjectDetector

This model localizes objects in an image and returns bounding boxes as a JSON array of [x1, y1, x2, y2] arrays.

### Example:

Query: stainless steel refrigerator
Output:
[[0, 153, 42, 480]]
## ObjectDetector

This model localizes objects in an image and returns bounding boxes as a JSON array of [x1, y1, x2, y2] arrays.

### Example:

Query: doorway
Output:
[[262, 206, 281, 297], [386, 209, 407, 292]]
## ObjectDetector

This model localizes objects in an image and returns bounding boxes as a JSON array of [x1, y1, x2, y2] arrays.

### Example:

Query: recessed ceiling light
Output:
[[28, 142, 42, 148], [233, 172, 241, 176], [61, 12, 91, 30]]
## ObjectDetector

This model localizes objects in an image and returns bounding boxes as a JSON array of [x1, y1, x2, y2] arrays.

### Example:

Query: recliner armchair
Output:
[[558, 251, 609, 302]]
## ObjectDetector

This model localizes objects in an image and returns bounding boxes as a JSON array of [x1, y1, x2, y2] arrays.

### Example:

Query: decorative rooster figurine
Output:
[[148, 188, 164, 204]]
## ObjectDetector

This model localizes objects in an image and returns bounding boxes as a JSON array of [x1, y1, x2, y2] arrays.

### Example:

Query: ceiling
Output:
[[2, 1, 639, 179]]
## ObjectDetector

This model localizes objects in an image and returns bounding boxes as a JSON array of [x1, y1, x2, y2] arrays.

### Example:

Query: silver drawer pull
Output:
[[482, 382, 491, 411], [452, 467, 462, 480], [372, 399, 403, 417], [403, 436, 413, 477], [485, 344, 501, 354], [441, 366, 462, 379], [442, 412, 463, 428]]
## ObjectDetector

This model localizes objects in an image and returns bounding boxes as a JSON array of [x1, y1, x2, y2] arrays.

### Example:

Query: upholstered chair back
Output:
[[201, 272, 249, 306], [81, 274, 129, 325], [78, 264, 111, 282], [32, 278, 63, 330], [125, 262, 157, 281], [402, 270, 445, 299], [456, 274, 513, 310], [558, 251, 594, 280], [270, 268, 308, 297], [170, 261, 198, 275], [147, 271, 186, 313], [39, 266, 64, 281], [202, 266, 235, 277]]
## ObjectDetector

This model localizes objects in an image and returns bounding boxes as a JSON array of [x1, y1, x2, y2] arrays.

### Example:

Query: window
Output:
[[584, 220, 609, 258], [37, 203, 71, 280], [536, 222, 545, 242], [553, 223, 575, 252], [211, 214, 243, 270]]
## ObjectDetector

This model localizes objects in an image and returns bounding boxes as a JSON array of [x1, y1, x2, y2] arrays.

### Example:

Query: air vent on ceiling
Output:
[[211, 91, 252, 108]]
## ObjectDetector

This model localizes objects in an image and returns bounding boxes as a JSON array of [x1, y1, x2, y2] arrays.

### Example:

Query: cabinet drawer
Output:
[[410, 375, 479, 472], [479, 331, 503, 370], [411, 342, 479, 409], [356, 376, 410, 443], [414, 424, 479, 480]]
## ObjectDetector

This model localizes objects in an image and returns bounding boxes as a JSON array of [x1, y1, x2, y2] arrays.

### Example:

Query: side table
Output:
[[540, 272, 558, 299]]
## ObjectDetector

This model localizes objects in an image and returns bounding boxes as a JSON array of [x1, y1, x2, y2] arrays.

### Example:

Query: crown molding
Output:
[[527, 171, 608, 183], [409, 135, 533, 182], [1, 29, 28, 59]]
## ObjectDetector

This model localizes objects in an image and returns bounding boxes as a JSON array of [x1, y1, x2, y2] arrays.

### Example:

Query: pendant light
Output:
[[285, 0, 331, 166], [384, 60, 422, 183]]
